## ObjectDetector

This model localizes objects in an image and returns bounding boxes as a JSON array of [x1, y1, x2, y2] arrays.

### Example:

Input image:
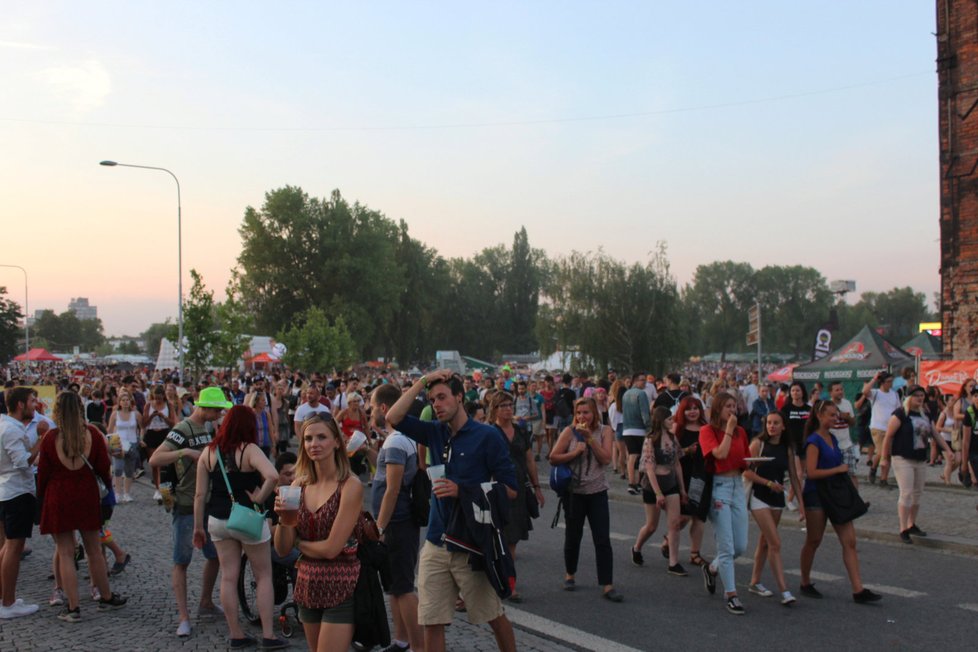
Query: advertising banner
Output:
[[920, 361, 978, 396]]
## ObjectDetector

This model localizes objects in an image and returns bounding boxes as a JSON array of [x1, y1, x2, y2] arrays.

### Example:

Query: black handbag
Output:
[[525, 482, 540, 519], [816, 473, 868, 525], [686, 472, 713, 521]]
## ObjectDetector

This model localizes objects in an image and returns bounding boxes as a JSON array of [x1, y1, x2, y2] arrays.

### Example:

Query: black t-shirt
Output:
[[554, 387, 576, 419], [781, 403, 811, 457], [653, 389, 688, 411], [964, 407, 978, 453]]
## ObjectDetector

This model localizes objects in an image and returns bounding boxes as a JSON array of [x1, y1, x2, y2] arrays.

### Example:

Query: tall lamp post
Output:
[[0, 264, 28, 360], [99, 161, 184, 383]]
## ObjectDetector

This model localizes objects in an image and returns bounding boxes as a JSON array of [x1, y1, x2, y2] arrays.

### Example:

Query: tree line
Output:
[[1, 185, 933, 372]]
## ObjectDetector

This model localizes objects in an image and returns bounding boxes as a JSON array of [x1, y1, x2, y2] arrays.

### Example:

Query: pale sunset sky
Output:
[[1, 2, 939, 337]]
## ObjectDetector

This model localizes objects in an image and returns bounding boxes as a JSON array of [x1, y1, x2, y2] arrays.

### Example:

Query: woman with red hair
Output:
[[674, 396, 708, 567], [192, 405, 284, 649]]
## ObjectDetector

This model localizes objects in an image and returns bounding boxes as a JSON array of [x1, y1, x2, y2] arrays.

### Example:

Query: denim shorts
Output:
[[172, 512, 218, 565], [298, 597, 354, 625]]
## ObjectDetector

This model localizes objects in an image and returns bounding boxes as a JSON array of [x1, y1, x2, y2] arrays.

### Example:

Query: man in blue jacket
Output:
[[387, 369, 517, 652]]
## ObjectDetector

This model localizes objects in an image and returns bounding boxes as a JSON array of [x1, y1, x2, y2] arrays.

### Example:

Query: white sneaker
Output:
[[153, 490, 162, 501], [0, 601, 39, 618], [90, 585, 101, 602], [50, 588, 65, 606], [749, 583, 773, 597], [176, 619, 192, 637], [781, 591, 797, 605], [124, 493, 134, 503]]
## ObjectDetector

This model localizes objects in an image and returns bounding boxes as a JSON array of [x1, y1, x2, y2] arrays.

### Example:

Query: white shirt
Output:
[[740, 384, 760, 411], [294, 401, 332, 426], [869, 388, 901, 431], [0, 414, 36, 500], [830, 398, 854, 450]]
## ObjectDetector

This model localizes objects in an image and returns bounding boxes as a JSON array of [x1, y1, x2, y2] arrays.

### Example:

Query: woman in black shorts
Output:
[[743, 412, 803, 605], [630, 407, 688, 576], [142, 385, 177, 500]]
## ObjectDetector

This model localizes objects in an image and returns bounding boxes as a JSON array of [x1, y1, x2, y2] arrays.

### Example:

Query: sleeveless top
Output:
[[570, 428, 609, 495], [206, 446, 263, 520], [115, 411, 140, 448], [293, 483, 361, 609], [803, 433, 843, 494], [146, 403, 170, 431], [641, 433, 681, 473], [276, 398, 290, 434], [340, 415, 365, 439], [256, 411, 271, 449], [751, 439, 790, 507]]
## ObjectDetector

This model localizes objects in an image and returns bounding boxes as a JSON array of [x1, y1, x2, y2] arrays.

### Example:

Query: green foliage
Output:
[[835, 287, 930, 345], [140, 321, 173, 358], [277, 307, 356, 373], [753, 265, 833, 357], [32, 308, 105, 353], [116, 340, 142, 355], [182, 269, 217, 378], [682, 261, 756, 358], [539, 245, 684, 373], [211, 271, 254, 370], [0, 286, 23, 362]]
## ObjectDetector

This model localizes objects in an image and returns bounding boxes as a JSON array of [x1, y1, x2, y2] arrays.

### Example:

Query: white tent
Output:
[[156, 338, 179, 370], [528, 350, 580, 373]]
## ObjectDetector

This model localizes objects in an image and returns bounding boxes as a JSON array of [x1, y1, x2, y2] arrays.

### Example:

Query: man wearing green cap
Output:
[[149, 386, 230, 638]]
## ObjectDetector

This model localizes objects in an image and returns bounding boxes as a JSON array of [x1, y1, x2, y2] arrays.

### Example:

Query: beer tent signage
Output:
[[792, 326, 914, 398]]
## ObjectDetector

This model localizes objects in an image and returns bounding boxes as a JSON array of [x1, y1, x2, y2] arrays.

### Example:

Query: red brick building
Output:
[[938, 0, 978, 358]]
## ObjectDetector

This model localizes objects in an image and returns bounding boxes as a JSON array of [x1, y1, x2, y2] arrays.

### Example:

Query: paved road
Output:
[[0, 457, 974, 651]]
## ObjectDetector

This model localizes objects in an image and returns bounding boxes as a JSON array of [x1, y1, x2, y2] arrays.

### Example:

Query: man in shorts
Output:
[[387, 370, 517, 652], [862, 372, 901, 487], [0, 387, 40, 618], [828, 381, 859, 487], [371, 383, 423, 652], [622, 374, 652, 495], [149, 387, 227, 637]]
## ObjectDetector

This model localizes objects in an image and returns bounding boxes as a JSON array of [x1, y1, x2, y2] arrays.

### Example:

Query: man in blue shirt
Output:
[[387, 369, 517, 652]]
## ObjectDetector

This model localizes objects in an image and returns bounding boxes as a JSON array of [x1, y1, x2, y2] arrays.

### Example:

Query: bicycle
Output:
[[238, 550, 299, 639]]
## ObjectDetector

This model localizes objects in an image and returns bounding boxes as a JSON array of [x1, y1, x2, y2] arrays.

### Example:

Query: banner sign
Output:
[[920, 361, 978, 396]]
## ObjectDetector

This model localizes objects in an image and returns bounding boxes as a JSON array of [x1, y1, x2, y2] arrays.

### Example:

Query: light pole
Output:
[[0, 264, 28, 359], [100, 160, 184, 383]]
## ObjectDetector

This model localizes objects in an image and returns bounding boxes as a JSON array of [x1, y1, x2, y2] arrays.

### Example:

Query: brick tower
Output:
[[938, 0, 978, 358]]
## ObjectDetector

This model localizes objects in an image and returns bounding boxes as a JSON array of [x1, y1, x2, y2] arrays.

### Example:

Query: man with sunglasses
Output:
[[387, 369, 518, 652]]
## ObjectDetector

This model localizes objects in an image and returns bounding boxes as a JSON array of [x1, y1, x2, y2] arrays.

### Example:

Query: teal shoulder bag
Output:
[[216, 448, 267, 540]]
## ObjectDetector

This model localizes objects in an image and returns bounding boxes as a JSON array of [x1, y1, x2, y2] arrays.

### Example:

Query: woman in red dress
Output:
[[37, 391, 128, 622]]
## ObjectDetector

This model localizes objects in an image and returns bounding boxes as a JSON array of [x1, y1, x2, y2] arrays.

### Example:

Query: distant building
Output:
[[68, 297, 98, 321]]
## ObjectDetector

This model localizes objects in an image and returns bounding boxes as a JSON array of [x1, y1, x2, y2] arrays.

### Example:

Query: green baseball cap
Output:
[[195, 386, 233, 409]]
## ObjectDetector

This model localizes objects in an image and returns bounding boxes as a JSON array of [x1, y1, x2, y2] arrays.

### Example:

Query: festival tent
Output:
[[901, 332, 943, 360], [13, 347, 61, 362], [792, 326, 914, 399]]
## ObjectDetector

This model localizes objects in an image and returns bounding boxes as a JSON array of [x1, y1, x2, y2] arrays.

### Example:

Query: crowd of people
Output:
[[0, 358, 975, 650]]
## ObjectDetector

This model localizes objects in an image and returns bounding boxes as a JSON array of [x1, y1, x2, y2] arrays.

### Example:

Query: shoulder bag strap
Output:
[[214, 448, 238, 504]]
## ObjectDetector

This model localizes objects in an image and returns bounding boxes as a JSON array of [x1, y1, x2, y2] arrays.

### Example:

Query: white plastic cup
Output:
[[346, 430, 368, 457], [427, 464, 446, 483], [278, 485, 302, 511]]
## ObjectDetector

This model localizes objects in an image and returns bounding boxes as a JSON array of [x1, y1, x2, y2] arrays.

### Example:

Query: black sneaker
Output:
[[899, 530, 913, 544], [97, 593, 128, 611], [261, 637, 289, 650], [229, 635, 257, 649], [853, 588, 883, 604], [702, 563, 717, 594], [868, 467, 877, 484], [627, 485, 640, 495], [57, 606, 81, 623], [667, 563, 688, 577], [908, 524, 927, 537], [799, 583, 823, 599], [378, 643, 409, 652], [631, 547, 644, 567], [726, 596, 745, 615]]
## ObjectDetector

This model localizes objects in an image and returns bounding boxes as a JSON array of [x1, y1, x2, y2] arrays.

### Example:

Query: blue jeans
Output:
[[709, 476, 748, 595]]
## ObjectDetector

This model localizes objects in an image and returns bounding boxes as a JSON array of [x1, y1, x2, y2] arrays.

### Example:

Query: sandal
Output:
[[689, 551, 705, 567], [660, 537, 669, 560]]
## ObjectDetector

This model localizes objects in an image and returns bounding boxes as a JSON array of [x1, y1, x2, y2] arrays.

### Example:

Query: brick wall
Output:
[[938, 0, 978, 357]]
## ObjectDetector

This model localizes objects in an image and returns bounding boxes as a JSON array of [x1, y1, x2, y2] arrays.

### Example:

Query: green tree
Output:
[[540, 245, 684, 373], [753, 265, 833, 357], [0, 286, 23, 362], [117, 340, 142, 355], [211, 271, 254, 371], [500, 227, 543, 354], [183, 269, 217, 379], [277, 306, 356, 373], [237, 187, 402, 358], [682, 261, 756, 358], [141, 321, 173, 358]]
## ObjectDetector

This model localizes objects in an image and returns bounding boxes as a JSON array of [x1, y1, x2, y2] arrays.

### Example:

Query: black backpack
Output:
[[410, 468, 432, 527]]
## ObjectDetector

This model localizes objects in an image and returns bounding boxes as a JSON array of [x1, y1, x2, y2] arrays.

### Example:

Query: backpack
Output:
[[410, 467, 432, 527], [549, 429, 586, 495]]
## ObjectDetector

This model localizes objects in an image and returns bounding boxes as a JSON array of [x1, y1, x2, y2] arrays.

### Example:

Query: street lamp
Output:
[[0, 264, 28, 360], [99, 160, 184, 383]]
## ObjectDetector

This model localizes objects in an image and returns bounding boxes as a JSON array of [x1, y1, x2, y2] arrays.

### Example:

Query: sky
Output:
[[0, 2, 940, 337]]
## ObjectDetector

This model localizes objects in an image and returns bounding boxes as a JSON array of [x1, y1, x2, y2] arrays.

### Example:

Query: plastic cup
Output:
[[427, 464, 446, 483], [159, 482, 174, 512], [346, 430, 367, 457], [278, 485, 302, 511]]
